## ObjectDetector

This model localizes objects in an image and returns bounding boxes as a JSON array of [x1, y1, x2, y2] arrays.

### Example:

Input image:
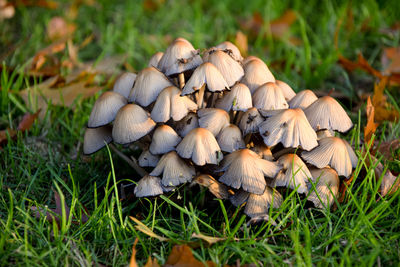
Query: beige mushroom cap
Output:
[[112, 104, 156, 144], [149, 125, 182, 155], [198, 108, 230, 136], [176, 127, 222, 166], [301, 136, 358, 178], [112, 72, 136, 99], [241, 59, 275, 94], [217, 124, 245, 153], [128, 67, 173, 107], [205, 50, 244, 87], [150, 151, 195, 187], [304, 96, 353, 132], [242, 56, 264, 66], [134, 175, 164, 198], [215, 82, 252, 112], [288, 89, 318, 109], [148, 51, 164, 68], [308, 167, 340, 208], [239, 107, 264, 135], [276, 80, 296, 101], [259, 108, 318, 151], [151, 86, 197, 123], [138, 150, 160, 167], [215, 41, 243, 61], [88, 91, 127, 128], [175, 112, 199, 137], [218, 149, 280, 194], [252, 82, 289, 111], [83, 125, 112, 155]]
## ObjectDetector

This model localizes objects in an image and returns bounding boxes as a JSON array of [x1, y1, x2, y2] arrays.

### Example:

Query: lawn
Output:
[[1, 0, 400, 266]]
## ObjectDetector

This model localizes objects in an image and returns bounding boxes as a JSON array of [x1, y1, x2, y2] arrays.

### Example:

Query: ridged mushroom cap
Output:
[[198, 108, 230, 136], [151, 86, 197, 123], [242, 56, 264, 66], [205, 50, 244, 87], [218, 149, 280, 194], [149, 125, 182, 155], [175, 112, 199, 137], [148, 52, 164, 68], [134, 175, 164, 198], [128, 67, 173, 106], [304, 96, 353, 132], [217, 124, 245, 153], [88, 91, 127, 128], [288, 89, 318, 109], [259, 108, 318, 151], [150, 151, 195, 187], [308, 167, 340, 208], [301, 137, 357, 178], [113, 72, 136, 99], [252, 82, 289, 111], [215, 82, 252, 112], [138, 150, 160, 167], [239, 107, 264, 135], [276, 80, 296, 101], [112, 104, 156, 144], [241, 59, 275, 94], [83, 125, 112, 155], [176, 127, 222, 166], [215, 41, 243, 61]]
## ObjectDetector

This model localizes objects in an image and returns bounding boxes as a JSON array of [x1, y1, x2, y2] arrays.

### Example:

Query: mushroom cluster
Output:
[[84, 38, 358, 221]]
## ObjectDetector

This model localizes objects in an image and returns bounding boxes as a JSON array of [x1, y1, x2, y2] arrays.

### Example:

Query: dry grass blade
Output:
[[191, 233, 227, 246], [129, 216, 169, 242]]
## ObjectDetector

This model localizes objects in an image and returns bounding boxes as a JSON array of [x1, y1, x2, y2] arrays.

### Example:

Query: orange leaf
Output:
[[17, 109, 41, 131], [364, 96, 378, 144], [166, 245, 216, 267], [234, 31, 248, 57], [143, 256, 160, 267], [338, 53, 383, 79], [129, 238, 139, 267], [382, 47, 400, 75], [372, 77, 400, 122], [269, 10, 297, 38]]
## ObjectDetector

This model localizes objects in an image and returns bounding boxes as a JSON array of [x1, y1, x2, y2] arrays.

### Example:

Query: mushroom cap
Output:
[[83, 125, 113, 155], [251, 143, 274, 161], [138, 150, 160, 167], [88, 91, 127, 128], [157, 39, 202, 76], [181, 62, 229, 95], [288, 89, 318, 109], [192, 174, 229, 199], [128, 67, 173, 106], [205, 50, 244, 87], [218, 149, 280, 194], [272, 154, 312, 194], [301, 136, 357, 178], [242, 56, 264, 66], [176, 127, 222, 166], [215, 82, 252, 112], [151, 86, 197, 123], [304, 96, 353, 132], [217, 124, 245, 153], [149, 125, 182, 155], [134, 175, 164, 198], [175, 112, 199, 137], [259, 108, 318, 151], [150, 151, 195, 187], [113, 72, 136, 99], [198, 108, 230, 136], [148, 51, 164, 68], [307, 167, 339, 208], [241, 59, 275, 94], [276, 80, 296, 101], [215, 41, 243, 61], [252, 82, 289, 111], [239, 107, 264, 135], [112, 104, 156, 144]]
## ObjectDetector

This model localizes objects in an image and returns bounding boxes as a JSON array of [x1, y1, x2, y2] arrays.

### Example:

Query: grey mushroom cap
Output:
[[113, 72, 137, 99], [134, 175, 164, 198], [239, 107, 264, 135], [205, 50, 244, 87], [215, 41, 243, 61], [148, 52, 164, 68], [149, 125, 182, 155], [241, 59, 276, 94], [217, 124, 246, 153], [288, 89, 318, 110], [252, 82, 289, 111], [215, 82, 252, 112], [276, 80, 296, 101], [198, 108, 230, 136], [307, 167, 340, 208], [83, 125, 113, 155], [138, 150, 160, 168], [88, 91, 127, 128]]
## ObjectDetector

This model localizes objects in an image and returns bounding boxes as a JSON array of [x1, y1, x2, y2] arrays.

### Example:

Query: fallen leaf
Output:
[[234, 31, 248, 57], [338, 53, 383, 79], [365, 155, 400, 197], [129, 216, 169, 242], [165, 245, 215, 267], [143, 256, 160, 267], [375, 139, 400, 161], [381, 47, 400, 75], [269, 10, 297, 38], [129, 238, 139, 267], [143, 0, 165, 11], [192, 175, 229, 199], [364, 96, 378, 144], [372, 77, 399, 122]]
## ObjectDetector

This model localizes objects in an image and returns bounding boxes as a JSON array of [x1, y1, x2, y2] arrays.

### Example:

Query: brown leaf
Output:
[[381, 47, 400, 75], [129, 238, 139, 267], [143, 0, 165, 11], [17, 109, 41, 131], [269, 10, 297, 38], [364, 96, 378, 144], [234, 31, 248, 57], [165, 245, 216, 267], [338, 53, 383, 79], [143, 256, 160, 267], [376, 139, 400, 161], [372, 77, 400, 122], [366, 155, 400, 197]]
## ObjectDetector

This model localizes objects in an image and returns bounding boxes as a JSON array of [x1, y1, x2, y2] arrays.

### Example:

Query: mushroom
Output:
[[192, 174, 229, 199], [251, 143, 274, 161], [301, 136, 357, 178], [113, 72, 137, 99], [215, 82, 252, 112], [176, 127, 222, 166], [149, 125, 182, 155], [276, 80, 296, 101], [217, 124, 245, 153], [218, 149, 280, 194], [215, 41, 243, 61], [88, 91, 127, 128], [134, 175, 164, 198], [197, 108, 230, 136], [150, 151, 196, 187], [252, 82, 289, 111], [138, 150, 160, 167], [148, 52, 164, 68], [288, 89, 318, 109], [241, 59, 275, 94], [239, 107, 264, 136], [175, 112, 199, 137], [307, 167, 339, 208], [258, 108, 318, 151], [112, 104, 156, 144], [83, 125, 113, 155]]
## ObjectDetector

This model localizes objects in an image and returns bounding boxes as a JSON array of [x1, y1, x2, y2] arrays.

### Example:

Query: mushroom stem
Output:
[[178, 73, 185, 89], [197, 84, 206, 108], [233, 111, 244, 125], [244, 133, 252, 145], [109, 143, 147, 177]]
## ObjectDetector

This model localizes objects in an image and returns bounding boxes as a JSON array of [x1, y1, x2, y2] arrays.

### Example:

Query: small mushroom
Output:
[[113, 72, 137, 99], [241, 59, 275, 94], [251, 143, 274, 161], [217, 124, 245, 153], [239, 107, 264, 135], [148, 52, 164, 68], [149, 125, 182, 155], [307, 167, 339, 208], [138, 150, 160, 167], [215, 82, 252, 112], [288, 89, 318, 110], [83, 125, 113, 155], [252, 82, 288, 111], [88, 91, 127, 128], [215, 41, 243, 61], [276, 80, 296, 101], [175, 112, 199, 137], [134, 175, 164, 198], [198, 108, 230, 136]]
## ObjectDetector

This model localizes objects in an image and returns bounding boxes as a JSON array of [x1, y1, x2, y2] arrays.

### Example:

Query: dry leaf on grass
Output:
[[372, 77, 399, 122], [165, 245, 216, 267], [191, 233, 228, 246], [365, 155, 400, 197], [364, 96, 378, 144], [375, 139, 400, 161], [381, 47, 400, 75], [129, 216, 169, 242], [129, 238, 139, 267]]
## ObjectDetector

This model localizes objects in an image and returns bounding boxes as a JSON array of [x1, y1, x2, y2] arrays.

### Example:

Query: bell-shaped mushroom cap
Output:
[[148, 52, 164, 68], [215, 41, 243, 61], [218, 149, 280, 194], [251, 143, 274, 161], [83, 125, 112, 155], [112, 72, 136, 99], [272, 154, 312, 194], [217, 124, 245, 153], [134, 175, 164, 197], [230, 187, 283, 218], [301, 137, 357, 178], [252, 82, 289, 111], [241, 59, 275, 94], [151, 86, 197, 123], [175, 112, 199, 137], [150, 151, 195, 187], [198, 108, 230, 136], [149, 125, 182, 155], [88, 91, 127, 128], [288, 89, 318, 109], [128, 67, 173, 106], [192, 174, 229, 199], [205, 50, 244, 87], [138, 150, 160, 167], [259, 108, 318, 151], [239, 107, 264, 135], [276, 80, 296, 101], [308, 167, 339, 208], [176, 127, 222, 166], [157, 39, 202, 76], [215, 82, 252, 112], [304, 96, 353, 132], [181, 62, 229, 95], [242, 56, 264, 66], [112, 104, 156, 144]]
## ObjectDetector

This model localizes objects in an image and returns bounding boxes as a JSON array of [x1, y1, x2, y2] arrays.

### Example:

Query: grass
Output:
[[1, 0, 400, 265]]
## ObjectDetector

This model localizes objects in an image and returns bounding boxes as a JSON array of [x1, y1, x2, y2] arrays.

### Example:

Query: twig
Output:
[[109, 143, 147, 177]]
